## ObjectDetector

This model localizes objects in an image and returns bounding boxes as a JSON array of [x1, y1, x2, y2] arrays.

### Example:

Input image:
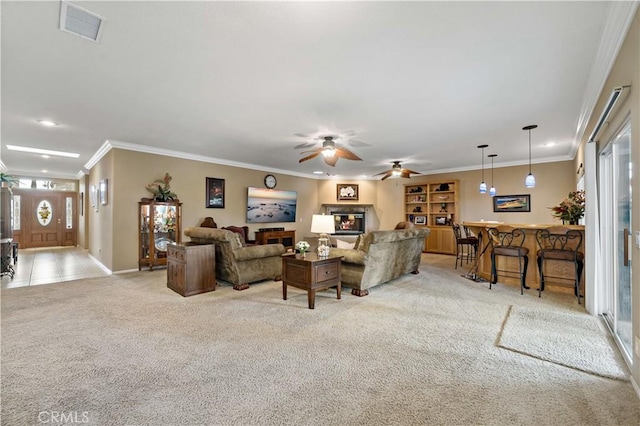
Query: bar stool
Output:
[[452, 223, 478, 269], [535, 226, 584, 304], [488, 226, 530, 294]]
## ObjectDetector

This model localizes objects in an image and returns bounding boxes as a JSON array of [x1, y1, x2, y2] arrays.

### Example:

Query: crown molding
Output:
[[572, 1, 639, 158]]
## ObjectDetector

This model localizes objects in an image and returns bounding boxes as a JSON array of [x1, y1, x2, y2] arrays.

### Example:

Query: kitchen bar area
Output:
[[463, 221, 586, 300]]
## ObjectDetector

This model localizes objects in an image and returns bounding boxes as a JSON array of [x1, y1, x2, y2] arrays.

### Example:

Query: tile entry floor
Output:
[[1, 246, 110, 289]]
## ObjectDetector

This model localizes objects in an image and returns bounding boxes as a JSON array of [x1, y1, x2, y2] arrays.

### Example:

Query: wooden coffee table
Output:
[[281, 253, 343, 309]]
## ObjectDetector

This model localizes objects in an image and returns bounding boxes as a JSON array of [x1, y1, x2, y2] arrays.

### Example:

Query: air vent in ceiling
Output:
[[59, 1, 106, 43]]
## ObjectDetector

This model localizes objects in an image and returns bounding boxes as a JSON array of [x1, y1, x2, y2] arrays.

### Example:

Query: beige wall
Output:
[[576, 10, 639, 384], [100, 149, 319, 272], [375, 161, 577, 229], [89, 152, 576, 273]]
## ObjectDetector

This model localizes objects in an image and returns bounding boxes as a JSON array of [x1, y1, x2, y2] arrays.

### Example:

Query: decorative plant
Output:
[[0, 172, 19, 188], [550, 190, 585, 225], [145, 173, 177, 201], [295, 240, 310, 255]]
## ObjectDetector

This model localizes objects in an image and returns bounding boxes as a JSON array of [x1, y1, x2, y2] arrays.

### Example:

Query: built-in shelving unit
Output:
[[404, 180, 459, 255]]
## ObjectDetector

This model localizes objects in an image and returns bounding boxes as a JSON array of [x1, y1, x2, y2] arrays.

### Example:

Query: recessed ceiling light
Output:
[[37, 120, 58, 127], [7, 145, 79, 158], [41, 155, 51, 159], [544, 142, 556, 147], [313, 171, 324, 174], [42, 170, 48, 173]]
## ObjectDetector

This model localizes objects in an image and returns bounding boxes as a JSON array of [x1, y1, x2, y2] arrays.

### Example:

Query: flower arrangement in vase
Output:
[[295, 240, 310, 257], [549, 190, 585, 225]]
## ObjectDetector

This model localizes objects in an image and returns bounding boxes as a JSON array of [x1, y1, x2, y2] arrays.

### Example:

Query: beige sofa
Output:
[[328, 227, 430, 296], [184, 227, 285, 290]]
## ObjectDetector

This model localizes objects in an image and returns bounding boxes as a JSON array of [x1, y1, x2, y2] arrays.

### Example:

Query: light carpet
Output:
[[1, 254, 638, 425], [497, 306, 629, 382]]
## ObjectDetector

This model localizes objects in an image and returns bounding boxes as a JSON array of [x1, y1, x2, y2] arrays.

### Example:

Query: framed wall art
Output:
[[206, 177, 225, 208], [337, 184, 359, 201], [99, 179, 108, 205], [493, 194, 531, 213], [90, 184, 99, 212]]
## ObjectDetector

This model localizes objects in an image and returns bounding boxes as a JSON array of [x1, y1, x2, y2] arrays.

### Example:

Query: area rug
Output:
[[497, 306, 629, 381]]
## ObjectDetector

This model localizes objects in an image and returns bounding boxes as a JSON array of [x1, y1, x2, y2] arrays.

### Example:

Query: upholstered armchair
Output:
[[184, 227, 284, 290]]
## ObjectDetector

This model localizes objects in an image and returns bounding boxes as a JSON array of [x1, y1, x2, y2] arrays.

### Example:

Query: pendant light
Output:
[[523, 125, 537, 188], [488, 154, 497, 197], [477, 144, 488, 193]]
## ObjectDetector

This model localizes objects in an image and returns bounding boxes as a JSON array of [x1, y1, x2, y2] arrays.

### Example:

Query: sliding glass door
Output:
[[600, 121, 633, 363]]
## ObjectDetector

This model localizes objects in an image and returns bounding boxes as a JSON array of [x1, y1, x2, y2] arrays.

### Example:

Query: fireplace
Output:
[[332, 212, 365, 235]]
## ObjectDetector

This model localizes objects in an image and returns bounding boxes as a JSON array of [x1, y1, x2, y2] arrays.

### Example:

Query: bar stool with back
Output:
[[488, 225, 530, 294], [535, 226, 584, 304], [452, 223, 478, 269]]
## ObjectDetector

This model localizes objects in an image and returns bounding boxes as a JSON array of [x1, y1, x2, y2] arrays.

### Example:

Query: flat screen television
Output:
[[246, 187, 297, 223]]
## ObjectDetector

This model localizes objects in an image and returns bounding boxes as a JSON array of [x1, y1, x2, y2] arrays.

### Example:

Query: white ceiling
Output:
[[0, 1, 633, 180]]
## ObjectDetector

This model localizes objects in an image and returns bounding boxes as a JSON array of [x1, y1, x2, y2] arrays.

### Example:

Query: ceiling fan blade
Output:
[[347, 139, 371, 147], [294, 132, 313, 138], [400, 171, 412, 179], [373, 170, 389, 177], [380, 172, 394, 180], [334, 146, 362, 161], [324, 155, 339, 167], [299, 152, 321, 163], [293, 142, 316, 150], [402, 168, 421, 175]]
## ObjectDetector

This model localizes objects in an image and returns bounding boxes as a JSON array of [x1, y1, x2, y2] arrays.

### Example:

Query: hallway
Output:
[[1, 246, 110, 289]]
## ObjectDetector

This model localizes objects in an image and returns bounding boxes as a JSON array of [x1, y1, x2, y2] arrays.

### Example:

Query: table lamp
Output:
[[310, 214, 334, 257]]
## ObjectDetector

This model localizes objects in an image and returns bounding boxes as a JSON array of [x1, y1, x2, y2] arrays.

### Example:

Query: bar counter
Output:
[[462, 221, 586, 295]]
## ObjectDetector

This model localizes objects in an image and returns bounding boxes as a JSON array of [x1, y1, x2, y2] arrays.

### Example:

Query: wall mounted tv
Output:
[[246, 187, 297, 223]]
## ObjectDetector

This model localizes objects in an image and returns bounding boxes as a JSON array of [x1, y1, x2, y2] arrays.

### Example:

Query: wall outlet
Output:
[[636, 336, 640, 358], [635, 231, 640, 249]]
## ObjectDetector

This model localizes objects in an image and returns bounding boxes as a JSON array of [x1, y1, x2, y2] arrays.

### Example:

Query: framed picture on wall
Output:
[[90, 185, 99, 212], [206, 177, 225, 208], [493, 194, 531, 212], [337, 184, 359, 201], [99, 179, 108, 205]]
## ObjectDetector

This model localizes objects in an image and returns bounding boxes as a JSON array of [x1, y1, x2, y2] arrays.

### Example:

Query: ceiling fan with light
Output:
[[374, 161, 421, 180], [298, 135, 363, 166]]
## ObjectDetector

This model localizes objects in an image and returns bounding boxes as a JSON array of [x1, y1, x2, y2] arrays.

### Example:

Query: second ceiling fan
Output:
[[298, 136, 363, 166], [374, 161, 421, 180]]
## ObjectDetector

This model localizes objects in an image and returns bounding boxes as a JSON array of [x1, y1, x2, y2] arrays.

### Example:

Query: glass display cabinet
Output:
[[138, 199, 182, 270]]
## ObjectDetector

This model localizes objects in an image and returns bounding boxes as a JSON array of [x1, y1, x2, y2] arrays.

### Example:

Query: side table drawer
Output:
[[167, 245, 185, 262], [315, 262, 339, 283]]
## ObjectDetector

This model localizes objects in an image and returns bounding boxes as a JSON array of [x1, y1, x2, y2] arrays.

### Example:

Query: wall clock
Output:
[[264, 174, 277, 189]]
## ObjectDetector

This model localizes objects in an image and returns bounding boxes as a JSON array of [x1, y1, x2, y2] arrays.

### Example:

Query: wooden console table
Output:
[[282, 253, 342, 309], [167, 243, 216, 297], [255, 230, 295, 251]]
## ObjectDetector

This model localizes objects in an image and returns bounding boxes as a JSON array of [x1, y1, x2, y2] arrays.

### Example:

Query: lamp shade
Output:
[[310, 214, 335, 234]]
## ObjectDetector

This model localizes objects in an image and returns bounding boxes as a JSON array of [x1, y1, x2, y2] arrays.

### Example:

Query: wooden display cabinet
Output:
[[254, 230, 296, 251], [404, 180, 459, 255], [138, 199, 182, 270]]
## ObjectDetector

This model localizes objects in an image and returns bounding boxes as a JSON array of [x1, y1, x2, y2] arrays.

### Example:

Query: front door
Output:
[[11, 189, 77, 249]]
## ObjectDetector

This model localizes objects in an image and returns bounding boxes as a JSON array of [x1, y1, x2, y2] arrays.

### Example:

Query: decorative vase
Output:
[[299, 250, 306, 258]]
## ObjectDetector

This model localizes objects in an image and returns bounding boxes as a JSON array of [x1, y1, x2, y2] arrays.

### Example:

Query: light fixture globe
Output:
[[321, 136, 336, 158], [488, 154, 497, 197], [525, 173, 536, 188], [523, 125, 538, 188], [477, 144, 489, 194]]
